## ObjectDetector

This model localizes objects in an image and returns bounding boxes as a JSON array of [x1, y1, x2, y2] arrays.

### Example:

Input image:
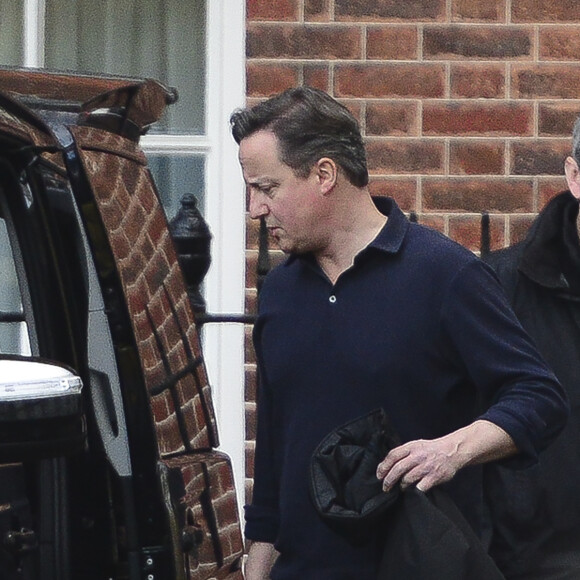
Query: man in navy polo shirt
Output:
[[230, 87, 568, 580]]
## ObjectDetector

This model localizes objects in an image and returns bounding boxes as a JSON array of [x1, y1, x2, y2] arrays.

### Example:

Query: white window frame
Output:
[[22, 0, 44, 66], [200, 0, 246, 511], [22, 0, 247, 510]]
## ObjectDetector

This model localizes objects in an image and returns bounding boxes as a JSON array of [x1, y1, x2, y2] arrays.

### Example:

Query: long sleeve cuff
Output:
[[479, 390, 569, 469], [244, 504, 280, 543]]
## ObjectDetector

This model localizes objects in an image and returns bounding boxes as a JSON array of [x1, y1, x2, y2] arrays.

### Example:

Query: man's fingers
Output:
[[378, 450, 422, 492], [399, 466, 424, 490], [415, 479, 431, 493], [381, 460, 407, 492], [377, 438, 459, 492], [376, 445, 411, 479]]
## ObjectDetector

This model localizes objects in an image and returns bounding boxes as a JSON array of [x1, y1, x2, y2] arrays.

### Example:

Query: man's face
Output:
[[239, 130, 327, 254]]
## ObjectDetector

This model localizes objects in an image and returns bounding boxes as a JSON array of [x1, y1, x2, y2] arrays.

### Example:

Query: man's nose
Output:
[[249, 190, 268, 219]]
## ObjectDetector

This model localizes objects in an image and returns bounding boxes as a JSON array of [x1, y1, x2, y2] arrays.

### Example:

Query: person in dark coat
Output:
[[484, 115, 580, 579]]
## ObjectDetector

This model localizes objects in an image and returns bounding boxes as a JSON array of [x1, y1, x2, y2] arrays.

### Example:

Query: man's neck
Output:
[[316, 197, 387, 284]]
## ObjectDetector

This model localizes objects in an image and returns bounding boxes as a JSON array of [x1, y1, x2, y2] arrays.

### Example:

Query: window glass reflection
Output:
[[0, 218, 29, 355], [44, 0, 206, 134], [147, 154, 205, 221], [0, 2, 23, 65]]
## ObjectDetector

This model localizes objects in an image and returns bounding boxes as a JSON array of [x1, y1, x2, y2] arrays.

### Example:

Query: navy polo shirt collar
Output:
[[368, 196, 409, 255], [285, 196, 410, 269]]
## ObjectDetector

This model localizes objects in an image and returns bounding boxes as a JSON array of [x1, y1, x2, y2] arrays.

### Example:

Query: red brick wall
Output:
[[244, 0, 580, 501]]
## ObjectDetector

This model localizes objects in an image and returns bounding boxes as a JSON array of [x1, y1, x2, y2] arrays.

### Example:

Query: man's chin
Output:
[[270, 232, 289, 252], [273, 239, 296, 255], [274, 241, 291, 254], [270, 234, 307, 255]]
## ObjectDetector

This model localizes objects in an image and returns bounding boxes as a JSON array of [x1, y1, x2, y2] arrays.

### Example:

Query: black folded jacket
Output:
[[310, 408, 505, 579]]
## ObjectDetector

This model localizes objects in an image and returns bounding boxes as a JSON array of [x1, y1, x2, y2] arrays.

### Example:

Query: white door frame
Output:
[[201, 0, 247, 514], [23, 0, 248, 515]]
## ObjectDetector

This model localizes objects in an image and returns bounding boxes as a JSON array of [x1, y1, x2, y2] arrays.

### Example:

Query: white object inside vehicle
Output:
[[0, 359, 82, 400]]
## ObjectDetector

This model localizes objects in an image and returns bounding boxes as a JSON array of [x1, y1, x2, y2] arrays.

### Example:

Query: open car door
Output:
[[0, 68, 243, 579]]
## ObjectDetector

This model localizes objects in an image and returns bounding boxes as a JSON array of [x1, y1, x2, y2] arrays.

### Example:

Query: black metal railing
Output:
[[170, 194, 272, 327]]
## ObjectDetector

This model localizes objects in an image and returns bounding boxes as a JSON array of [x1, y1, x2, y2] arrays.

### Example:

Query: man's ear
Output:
[[315, 157, 338, 195], [565, 156, 580, 200]]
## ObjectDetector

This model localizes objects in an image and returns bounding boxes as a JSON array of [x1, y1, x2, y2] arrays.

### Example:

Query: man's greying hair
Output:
[[230, 86, 369, 187]]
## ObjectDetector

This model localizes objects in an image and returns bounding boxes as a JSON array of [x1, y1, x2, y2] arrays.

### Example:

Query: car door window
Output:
[[0, 199, 30, 355]]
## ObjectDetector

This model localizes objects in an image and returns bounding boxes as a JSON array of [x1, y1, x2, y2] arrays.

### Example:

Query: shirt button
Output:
[[329, 295, 337, 303]]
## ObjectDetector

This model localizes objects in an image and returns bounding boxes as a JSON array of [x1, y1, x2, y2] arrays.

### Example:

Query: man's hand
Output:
[[376, 420, 517, 493], [376, 437, 461, 492]]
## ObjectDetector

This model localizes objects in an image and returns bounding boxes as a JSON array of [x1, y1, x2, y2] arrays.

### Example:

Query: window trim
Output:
[[202, 0, 246, 510], [23, 0, 45, 67]]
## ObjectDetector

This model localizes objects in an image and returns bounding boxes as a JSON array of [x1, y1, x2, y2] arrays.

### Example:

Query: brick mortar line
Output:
[[360, 99, 367, 134], [247, 58, 563, 64], [249, 22, 580, 32], [361, 24, 367, 61], [247, 59, 580, 69], [417, 97, 424, 214], [370, 175, 551, 181], [418, 23, 537, 29], [409, 212, 539, 216], [364, 136, 570, 141], [248, 21, 560, 28], [504, 214, 511, 246], [248, 58, 580, 67], [358, 97, 580, 104], [329, 62, 335, 96]]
